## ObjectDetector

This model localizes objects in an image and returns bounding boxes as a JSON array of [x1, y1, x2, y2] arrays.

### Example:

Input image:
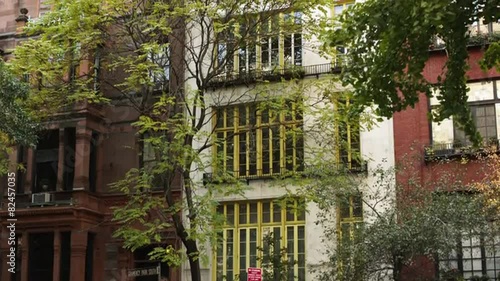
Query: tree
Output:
[[325, 0, 500, 145], [312, 163, 498, 281], [473, 153, 500, 220], [0, 60, 37, 174], [10, 0, 329, 280]]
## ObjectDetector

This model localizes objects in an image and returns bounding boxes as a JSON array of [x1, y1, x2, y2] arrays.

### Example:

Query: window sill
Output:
[[203, 163, 367, 186], [424, 140, 500, 162]]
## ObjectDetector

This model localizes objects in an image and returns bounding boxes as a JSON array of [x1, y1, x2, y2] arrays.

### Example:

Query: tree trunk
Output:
[[392, 254, 402, 281], [186, 239, 201, 281]]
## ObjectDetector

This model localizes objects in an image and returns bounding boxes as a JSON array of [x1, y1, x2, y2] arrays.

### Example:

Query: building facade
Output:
[[0, 2, 181, 281], [0, 1, 398, 281], [394, 23, 500, 280]]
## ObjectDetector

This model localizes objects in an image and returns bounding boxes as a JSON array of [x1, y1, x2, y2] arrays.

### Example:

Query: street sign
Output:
[[127, 266, 159, 277], [247, 267, 262, 281]]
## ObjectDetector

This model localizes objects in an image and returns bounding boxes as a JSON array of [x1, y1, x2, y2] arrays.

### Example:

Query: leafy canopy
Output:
[[0, 60, 37, 146], [327, 0, 500, 145]]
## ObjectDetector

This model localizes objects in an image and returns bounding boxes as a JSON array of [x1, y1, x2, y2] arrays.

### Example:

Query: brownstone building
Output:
[[0, 3, 180, 281]]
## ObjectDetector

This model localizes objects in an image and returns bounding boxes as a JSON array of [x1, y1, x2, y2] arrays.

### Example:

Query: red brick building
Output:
[[0, 4, 180, 281], [395, 41, 500, 279]]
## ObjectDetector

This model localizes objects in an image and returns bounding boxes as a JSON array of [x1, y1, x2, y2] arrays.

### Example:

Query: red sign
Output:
[[247, 267, 262, 281]]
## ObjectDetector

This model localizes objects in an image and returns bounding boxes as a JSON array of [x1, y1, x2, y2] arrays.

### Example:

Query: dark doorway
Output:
[[28, 233, 54, 281], [134, 245, 170, 281]]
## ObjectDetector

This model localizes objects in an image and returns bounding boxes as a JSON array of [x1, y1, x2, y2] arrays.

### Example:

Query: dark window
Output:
[[89, 132, 98, 192], [454, 105, 497, 145], [34, 130, 59, 193], [338, 194, 363, 243], [215, 102, 303, 178], [337, 99, 361, 170], [16, 146, 26, 194], [63, 128, 76, 191], [439, 233, 500, 280], [93, 48, 101, 92]]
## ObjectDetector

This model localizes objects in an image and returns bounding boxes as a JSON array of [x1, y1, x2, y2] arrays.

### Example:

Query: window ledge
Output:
[[203, 162, 367, 186], [424, 140, 500, 162]]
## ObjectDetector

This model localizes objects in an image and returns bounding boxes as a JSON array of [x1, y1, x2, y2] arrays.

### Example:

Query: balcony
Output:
[[207, 62, 344, 88], [424, 139, 500, 162], [0, 189, 100, 210]]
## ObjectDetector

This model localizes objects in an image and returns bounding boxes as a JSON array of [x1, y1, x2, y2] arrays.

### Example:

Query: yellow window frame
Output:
[[214, 200, 306, 281], [213, 102, 303, 178], [214, 11, 303, 75], [334, 96, 360, 170]]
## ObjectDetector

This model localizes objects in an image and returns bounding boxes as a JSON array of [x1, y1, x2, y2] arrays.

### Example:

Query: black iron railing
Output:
[[208, 62, 345, 88], [424, 139, 500, 161]]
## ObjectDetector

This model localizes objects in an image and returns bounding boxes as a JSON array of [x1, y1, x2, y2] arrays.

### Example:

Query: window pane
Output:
[[249, 229, 257, 267], [239, 229, 246, 281], [262, 128, 270, 175], [239, 105, 247, 126], [294, 34, 302, 65], [263, 202, 271, 223], [339, 197, 350, 219], [271, 126, 281, 174], [353, 195, 363, 218], [227, 135, 234, 173], [227, 230, 234, 281], [240, 204, 247, 224], [273, 202, 281, 222], [227, 204, 234, 225], [250, 203, 258, 223]]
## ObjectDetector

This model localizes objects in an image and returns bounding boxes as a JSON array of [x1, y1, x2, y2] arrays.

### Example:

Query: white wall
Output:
[[182, 2, 396, 280]]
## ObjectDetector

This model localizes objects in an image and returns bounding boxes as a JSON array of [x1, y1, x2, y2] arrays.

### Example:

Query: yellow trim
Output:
[[214, 12, 302, 75], [213, 102, 303, 178], [334, 96, 360, 169], [215, 200, 306, 281]]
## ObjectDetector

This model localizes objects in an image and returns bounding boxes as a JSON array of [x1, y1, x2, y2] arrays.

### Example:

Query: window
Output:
[[440, 233, 500, 280], [142, 132, 163, 190], [454, 105, 497, 145], [93, 47, 102, 92], [336, 194, 364, 281], [214, 101, 304, 178], [148, 45, 170, 91], [215, 199, 306, 281], [336, 98, 361, 170], [332, 1, 353, 66], [68, 43, 81, 82], [338, 194, 363, 243], [216, 12, 303, 76], [34, 130, 59, 193], [16, 145, 27, 194]]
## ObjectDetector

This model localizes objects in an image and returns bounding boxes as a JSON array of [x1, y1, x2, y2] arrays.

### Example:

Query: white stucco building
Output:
[[180, 1, 396, 280]]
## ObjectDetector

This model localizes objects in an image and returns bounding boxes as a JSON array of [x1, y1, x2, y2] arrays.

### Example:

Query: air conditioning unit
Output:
[[32, 193, 53, 204]]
